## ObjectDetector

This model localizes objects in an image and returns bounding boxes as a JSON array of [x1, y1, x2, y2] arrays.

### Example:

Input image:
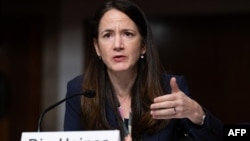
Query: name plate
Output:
[[21, 130, 120, 141]]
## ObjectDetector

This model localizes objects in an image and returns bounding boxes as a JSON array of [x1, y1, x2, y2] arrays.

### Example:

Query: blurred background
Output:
[[0, 0, 250, 140]]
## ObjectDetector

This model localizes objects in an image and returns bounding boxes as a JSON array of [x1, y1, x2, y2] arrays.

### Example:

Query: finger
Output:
[[170, 77, 180, 93], [153, 94, 176, 103], [150, 101, 175, 110], [152, 114, 176, 119], [151, 108, 177, 118]]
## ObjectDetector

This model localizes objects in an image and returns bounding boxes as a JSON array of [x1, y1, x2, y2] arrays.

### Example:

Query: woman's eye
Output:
[[124, 32, 134, 37], [103, 33, 111, 38]]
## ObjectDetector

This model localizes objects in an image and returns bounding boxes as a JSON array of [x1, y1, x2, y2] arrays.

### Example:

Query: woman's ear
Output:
[[93, 39, 100, 56], [141, 45, 146, 55]]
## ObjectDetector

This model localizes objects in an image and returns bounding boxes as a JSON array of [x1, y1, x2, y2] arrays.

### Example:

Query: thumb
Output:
[[170, 77, 180, 93]]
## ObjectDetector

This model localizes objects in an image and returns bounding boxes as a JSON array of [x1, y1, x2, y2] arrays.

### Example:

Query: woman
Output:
[[64, 0, 223, 140]]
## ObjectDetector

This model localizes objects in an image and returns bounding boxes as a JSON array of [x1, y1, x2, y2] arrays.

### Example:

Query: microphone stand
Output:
[[37, 90, 95, 132]]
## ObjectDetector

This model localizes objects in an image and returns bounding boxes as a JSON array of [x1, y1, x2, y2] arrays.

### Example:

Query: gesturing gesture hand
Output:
[[150, 77, 205, 125]]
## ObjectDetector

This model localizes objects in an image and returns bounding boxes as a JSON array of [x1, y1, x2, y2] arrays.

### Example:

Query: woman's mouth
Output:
[[113, 55, 126, 62]]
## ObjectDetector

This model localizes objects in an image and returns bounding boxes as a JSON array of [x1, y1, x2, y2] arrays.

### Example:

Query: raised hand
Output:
[[150, 77, 205, 125]]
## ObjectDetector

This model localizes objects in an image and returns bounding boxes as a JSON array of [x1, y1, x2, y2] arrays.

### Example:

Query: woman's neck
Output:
[[107, 69, 137, 98], [107, 69, 137, 118]]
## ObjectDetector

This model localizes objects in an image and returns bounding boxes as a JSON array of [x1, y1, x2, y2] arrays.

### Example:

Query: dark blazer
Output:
[[64, 74, 223, 141]]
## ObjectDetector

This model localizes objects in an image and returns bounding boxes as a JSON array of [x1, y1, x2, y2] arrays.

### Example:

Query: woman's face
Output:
[[94, 9, 146, 74]]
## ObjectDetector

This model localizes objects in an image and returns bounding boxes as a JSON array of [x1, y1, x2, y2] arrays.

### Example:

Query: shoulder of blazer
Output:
[[67, 74, 84, 95]]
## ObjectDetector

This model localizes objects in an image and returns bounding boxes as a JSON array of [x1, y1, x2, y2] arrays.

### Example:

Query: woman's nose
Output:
[[113, 35, 124, 51]]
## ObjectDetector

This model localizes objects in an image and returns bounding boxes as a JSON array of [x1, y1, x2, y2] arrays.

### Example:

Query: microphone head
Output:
[[84, 90, 96, 98]]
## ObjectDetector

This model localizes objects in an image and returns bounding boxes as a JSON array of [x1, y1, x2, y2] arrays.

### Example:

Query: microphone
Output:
[[37, 90, 95, 132]]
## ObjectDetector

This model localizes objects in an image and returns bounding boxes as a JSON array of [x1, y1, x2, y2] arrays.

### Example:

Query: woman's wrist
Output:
[[189, 101, 206, 125]]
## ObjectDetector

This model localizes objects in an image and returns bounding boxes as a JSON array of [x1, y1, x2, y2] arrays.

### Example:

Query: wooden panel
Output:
[[0, 17, 42, 141], [0, 117, 9, 141]]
